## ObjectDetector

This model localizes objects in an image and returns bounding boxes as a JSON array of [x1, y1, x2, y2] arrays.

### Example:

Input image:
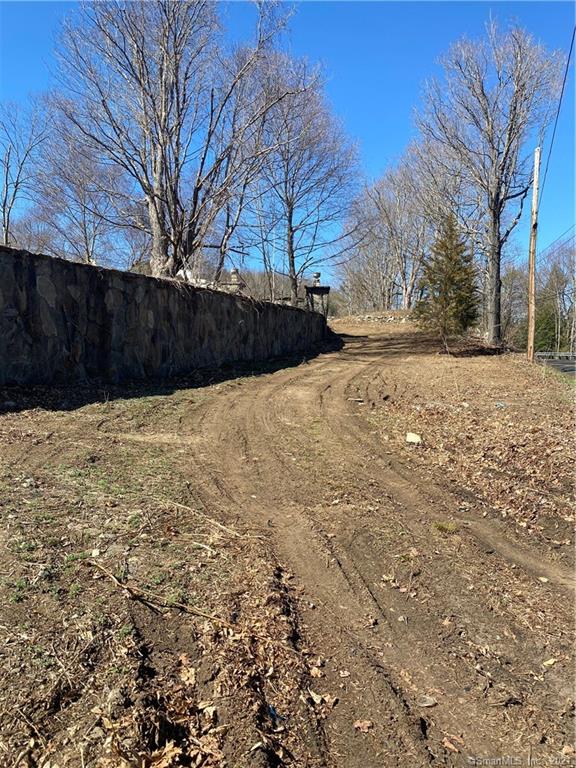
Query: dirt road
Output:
[[1, 321, 574, 767]]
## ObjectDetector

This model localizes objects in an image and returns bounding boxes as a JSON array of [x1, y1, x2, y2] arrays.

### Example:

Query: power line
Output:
[[539, 25, 576, 206], [536, 223, 575, 262], [507, 224, 574, 267]]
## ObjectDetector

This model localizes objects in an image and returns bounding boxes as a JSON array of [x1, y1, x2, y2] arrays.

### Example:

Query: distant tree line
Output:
[[339, 21, 565, 346], [501, 233, 575, 354]]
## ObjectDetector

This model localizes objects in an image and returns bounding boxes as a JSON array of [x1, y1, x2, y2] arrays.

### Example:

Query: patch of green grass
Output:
[[118, 624, 133, 638], [31, 644, 54, 669], [8, 577, 30, 603], [49, 585, 63, 601], [60, 466, 88, 479], [90, 611, 109, 628], [166, 589, 188, 607], [54, 461, 133, 499], [38, 566, 57, 584], [34, 512, 55, 524], [17, 539, 37, 553], [114, 565, 128, 581], [432, 521, 460, 535], [64, 551, 91, 565], [111, 664, 130, 676], [68, 582, 82, 598]]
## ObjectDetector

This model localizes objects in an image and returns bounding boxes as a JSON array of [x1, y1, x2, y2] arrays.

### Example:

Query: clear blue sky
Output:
[[0, 1, 574, 259]]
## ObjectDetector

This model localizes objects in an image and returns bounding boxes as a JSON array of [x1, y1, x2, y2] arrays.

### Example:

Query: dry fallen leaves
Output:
[[377, 358, 575, 538], [150, 741, 183, 767], [353, 719, 373, 733], [310, 666, 324, 678], [308, 688, 324, 706], [442, 736, 461, 753], [178, 653, 197, 686], [417, 695, 438, 708], [323, 694, 338, 710]]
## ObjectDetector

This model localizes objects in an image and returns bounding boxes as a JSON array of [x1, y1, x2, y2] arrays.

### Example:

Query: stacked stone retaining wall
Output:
[[0, 247, 328, 385]]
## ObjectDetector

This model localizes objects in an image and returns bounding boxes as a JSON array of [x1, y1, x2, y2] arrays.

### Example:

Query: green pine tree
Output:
[[415, 215, 479, 346]]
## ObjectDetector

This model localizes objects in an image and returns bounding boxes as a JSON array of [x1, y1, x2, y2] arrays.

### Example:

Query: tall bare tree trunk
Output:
[[213, 205, 233, 284], [287, 210, 298, 306], [149, 202, 171, 278], [486, 212, 502, 345]]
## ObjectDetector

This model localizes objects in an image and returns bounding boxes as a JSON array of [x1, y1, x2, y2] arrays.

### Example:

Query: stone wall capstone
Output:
[[0, 247, 328, 385]]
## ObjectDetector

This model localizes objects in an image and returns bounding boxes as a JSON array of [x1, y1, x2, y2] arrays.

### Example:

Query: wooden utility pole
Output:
[[527, 146, 541, 363]]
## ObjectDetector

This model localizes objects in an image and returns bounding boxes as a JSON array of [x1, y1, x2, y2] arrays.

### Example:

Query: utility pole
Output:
[[527, 146, 541, 363]]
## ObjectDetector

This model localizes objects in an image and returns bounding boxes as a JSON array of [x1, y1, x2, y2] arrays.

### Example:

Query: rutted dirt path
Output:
[[155, 322, 574, 764], [1, 321, 573, 766]]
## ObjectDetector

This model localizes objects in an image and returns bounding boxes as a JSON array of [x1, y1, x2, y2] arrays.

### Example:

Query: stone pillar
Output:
[[230, 268, 246, 295]]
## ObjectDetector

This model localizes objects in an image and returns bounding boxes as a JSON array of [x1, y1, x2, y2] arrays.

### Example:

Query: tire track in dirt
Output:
[[323, 352, 575, 591], [155, 328, 573, 765], [176, 363, 439, 765], [310, 340, 575, 713], [257, 358, 517, 755], [179, 369, 456, 760]]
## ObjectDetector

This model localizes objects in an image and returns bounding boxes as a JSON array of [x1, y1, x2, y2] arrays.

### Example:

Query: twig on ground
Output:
[[84, 561, 302, 654], [156, 497, 242, 538], [50, 643, 75, 689], [15, 708, 46, 747], [84, 560, 236, 629], [13, 747, 32, 768], [179, 538, 219, 555], [156, 527, 222, 552]]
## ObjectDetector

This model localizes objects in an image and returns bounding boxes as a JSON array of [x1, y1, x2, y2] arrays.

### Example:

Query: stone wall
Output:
[[0, 247, 328, 386]]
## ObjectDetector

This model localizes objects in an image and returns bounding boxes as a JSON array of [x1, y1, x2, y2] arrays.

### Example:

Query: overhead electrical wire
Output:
[[539, 25, 576, 207], [538, 223, 575, 256]]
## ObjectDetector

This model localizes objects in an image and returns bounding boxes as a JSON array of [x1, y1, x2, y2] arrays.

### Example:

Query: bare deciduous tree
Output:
[[537, 234, 576, 354], [417, 21, 562, 344], [202, 47, 287, 284], [9, 209, 59, 255], [340, 151, 433, 313], [55, 0, 290, 278], [0, 102, 47, 246], [339, 186, 400, 312], [55, 0, 216, 275], [367, 161, 432, 310], [250, 58, 358, 305], [34, 134, 122, 264]]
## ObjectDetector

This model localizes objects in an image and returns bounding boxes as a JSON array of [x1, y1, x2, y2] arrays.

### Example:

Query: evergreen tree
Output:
[[415, 215, 479, 345]]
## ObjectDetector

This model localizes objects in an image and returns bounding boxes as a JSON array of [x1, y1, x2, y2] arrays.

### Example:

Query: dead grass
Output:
[[0, 381, 321, 767], [367, 337, 575, 556], [432, 521, 460, 535]]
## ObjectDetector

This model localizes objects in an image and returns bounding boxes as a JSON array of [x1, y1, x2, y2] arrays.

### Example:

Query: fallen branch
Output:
[[85, 560, 236, 629], [155, 497, 242, 538], [177, 536, 220, 555], [14, 708, 46, 747], [84, 560, 302, 654]]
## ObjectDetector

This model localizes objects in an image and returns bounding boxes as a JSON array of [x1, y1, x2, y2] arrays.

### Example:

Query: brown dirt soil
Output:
[[0, 320, 574, 768]]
